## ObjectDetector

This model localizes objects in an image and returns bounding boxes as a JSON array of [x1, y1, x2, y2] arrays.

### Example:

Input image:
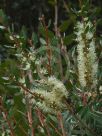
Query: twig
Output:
[[27, 70, 34, 84], [40, 15, 52, 75], [0, 96, 15, 136], [65, 100, 98, 136], [54, 0, 58, 32], [57, 112, 67, 136], [36, 109, 62, 136], [36, 108, 51, 136], [54, 0, 64, 80], [21, 79, 35, 136], [12, 117, 28, 136], [78, 0, 82, 9], [47, 120, 62, 136], [27, 104, 35, 136], [16, 82, 44, 100], [63, 0, 70, 13]]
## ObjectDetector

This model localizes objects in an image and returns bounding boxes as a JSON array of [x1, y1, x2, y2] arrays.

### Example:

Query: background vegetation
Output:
[[0, 0, 102, 136]]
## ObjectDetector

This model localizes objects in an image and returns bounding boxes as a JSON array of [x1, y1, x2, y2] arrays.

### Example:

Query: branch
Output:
[[36, 108, 62, 136], [65, 100, 98, 136], [27, 104, 35, 136], [57, 112, 67, 136], [36, 108, 51, 136], [39, 15, 52, 75], [54, 0, 64, 80], [0, 96, 15, 136]]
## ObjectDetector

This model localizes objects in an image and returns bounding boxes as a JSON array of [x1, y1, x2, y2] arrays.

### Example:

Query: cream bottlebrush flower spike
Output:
[[75, 18, 98, 89], [30, 76, 68, 114]]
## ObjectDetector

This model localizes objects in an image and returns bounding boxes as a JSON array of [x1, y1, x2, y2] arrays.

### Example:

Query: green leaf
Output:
[[50, 36, 59, 46], [0, 9, 8, 24], [63, 34, 75, 45], [59, 20, 71, 32], [40, 38, 46, 45], [48, 0, 56, 6], [39, 24, 54, 39], [20, 26, 27, 41], [32, 32, 38, 45]]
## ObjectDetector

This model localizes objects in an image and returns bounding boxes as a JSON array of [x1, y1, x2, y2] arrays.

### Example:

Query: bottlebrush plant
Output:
[[0, 1, 102, 136]]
